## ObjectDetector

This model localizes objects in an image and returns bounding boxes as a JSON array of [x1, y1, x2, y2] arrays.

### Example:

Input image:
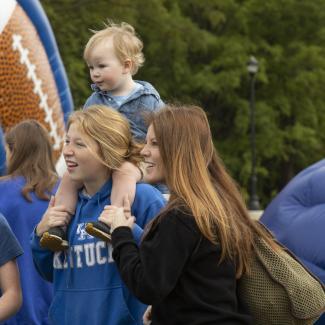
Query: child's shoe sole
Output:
[[85, 222, 111, 242], [40, 232, 68, 251]]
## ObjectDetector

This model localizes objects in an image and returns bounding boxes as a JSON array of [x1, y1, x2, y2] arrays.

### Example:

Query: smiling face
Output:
[[63, 122, 109, 195], [140, 124, 165, 184], [86, 38, 129, 95]]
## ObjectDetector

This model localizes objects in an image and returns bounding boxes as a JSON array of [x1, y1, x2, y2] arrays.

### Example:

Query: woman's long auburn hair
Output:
[[3, 120, 58, 202], [150, 105, 278, 277]]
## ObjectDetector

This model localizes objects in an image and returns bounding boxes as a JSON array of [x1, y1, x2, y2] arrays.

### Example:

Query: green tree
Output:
[[40, 0, 325, 206]]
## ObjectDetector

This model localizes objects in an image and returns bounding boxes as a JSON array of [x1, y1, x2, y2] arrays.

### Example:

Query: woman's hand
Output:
[[110, 196, 135, 232], [98, 195, 135, 233], [110, 208, 135, 232], [36, 196, 72, 236], [98, 205, 119, 227]]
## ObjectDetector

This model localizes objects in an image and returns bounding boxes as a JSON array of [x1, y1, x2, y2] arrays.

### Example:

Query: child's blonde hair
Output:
[[84, 20, 145, 75]]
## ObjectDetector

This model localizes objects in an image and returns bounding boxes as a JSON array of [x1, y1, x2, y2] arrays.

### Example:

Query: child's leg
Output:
[[110, 161, 141, 207], [85, 162, 140, 241], [55, 171, 81, 215], [40, 172, 81, 251]]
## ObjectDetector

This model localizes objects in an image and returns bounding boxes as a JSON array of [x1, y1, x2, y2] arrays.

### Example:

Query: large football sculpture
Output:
[[0, 0, 73, 174]]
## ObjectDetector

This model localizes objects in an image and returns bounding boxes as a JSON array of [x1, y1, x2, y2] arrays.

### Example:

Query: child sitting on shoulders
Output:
[[40, 21, 165, 251]]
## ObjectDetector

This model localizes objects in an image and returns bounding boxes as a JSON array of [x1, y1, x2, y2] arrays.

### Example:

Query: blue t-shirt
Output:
[[0, 214, 22, 267]]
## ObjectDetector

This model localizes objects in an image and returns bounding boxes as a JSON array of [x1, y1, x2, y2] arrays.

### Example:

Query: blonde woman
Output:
[[31, 105, 165, 325], [108, 105, 279, 324]]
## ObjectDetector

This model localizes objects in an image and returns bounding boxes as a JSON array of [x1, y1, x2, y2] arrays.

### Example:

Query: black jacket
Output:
[[112, 209, 252, 325]]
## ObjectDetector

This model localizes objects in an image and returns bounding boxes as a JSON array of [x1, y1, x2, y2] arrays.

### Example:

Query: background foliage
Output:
[[40, 0, 325, 207]]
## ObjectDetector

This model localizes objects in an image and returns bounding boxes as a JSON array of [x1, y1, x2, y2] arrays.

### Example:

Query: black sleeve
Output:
[[112, 212, 198, 305]]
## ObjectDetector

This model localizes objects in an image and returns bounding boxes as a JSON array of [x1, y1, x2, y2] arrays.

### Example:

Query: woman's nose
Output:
[[140, 145, 149, 157]]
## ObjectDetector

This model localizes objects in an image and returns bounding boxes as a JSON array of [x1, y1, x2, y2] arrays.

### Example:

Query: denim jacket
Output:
[[84, 80, 164, 142]]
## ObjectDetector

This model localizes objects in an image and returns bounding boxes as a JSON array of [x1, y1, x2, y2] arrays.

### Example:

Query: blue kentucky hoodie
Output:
[[31, 179, 165, 325]]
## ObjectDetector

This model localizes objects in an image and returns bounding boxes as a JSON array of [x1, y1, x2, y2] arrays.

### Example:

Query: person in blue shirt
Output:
[[31, 105, 165, 325], [0, 214, 22, 323], [0, 120, 58, 325], [41, 21, 165, 251]]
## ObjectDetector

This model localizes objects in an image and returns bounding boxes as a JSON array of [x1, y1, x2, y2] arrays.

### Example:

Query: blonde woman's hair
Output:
[[67, 105, 142, 170], [84, 20, 144, 75], [148, 104, 278, 277]]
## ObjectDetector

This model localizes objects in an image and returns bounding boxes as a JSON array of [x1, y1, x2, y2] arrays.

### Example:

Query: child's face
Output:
[[87, 38, 128, 95]]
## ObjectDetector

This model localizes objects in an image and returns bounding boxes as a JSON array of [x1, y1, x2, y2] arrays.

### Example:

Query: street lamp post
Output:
[[247, 56, 260, 210]]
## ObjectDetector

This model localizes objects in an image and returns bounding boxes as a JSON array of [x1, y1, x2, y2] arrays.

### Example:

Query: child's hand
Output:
[[111, 161, 142, 207], [36, 196, 72, 236], [110, 196, 135, 232]]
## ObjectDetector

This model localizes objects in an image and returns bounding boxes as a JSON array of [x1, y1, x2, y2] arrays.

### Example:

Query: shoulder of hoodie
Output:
[[134, 182, 166, 205]]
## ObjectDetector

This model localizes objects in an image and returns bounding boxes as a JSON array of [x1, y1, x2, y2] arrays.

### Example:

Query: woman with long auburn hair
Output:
[[108, 104, 279, 324], [0, 120, 58, 325]]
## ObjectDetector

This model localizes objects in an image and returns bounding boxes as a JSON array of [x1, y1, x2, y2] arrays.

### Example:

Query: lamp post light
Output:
[[247, 56, 261, 210]]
